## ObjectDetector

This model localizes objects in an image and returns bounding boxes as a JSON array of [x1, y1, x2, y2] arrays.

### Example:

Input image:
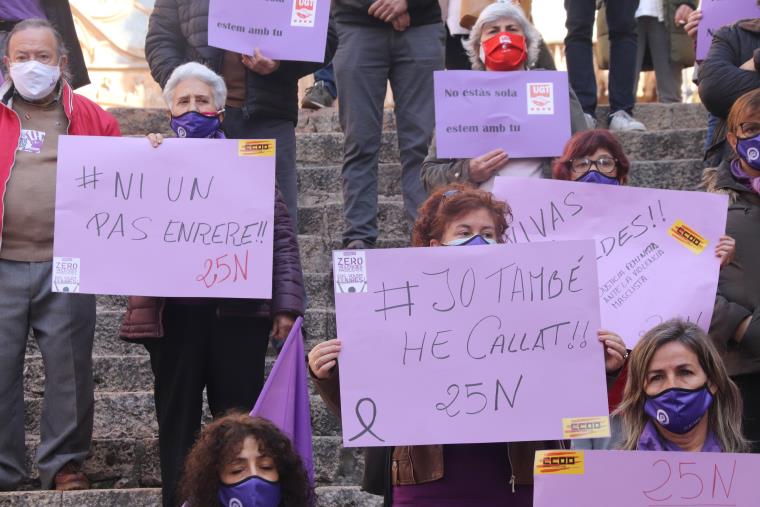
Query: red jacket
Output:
[[0, 81, 121, 249]]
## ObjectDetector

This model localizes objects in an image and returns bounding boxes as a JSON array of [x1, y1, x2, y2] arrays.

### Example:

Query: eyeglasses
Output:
[[570, 157, 618, 175], [442, 189, 461, 198]]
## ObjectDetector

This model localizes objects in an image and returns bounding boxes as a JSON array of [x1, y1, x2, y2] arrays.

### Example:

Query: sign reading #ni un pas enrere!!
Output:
[[53, 136, 275, 298]]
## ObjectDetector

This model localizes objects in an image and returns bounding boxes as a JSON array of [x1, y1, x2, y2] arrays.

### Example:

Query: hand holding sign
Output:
[[242, 49, 280, 76], [470, 149, 510, 183]]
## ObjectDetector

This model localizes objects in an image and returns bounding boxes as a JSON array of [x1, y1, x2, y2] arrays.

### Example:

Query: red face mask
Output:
[[480, 32, 528, 71]]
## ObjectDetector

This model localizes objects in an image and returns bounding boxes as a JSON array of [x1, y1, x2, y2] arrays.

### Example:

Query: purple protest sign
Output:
[[534, 449, 760, 507], [696, 0, 760, 60], [333, 240, 610, 447], [434, 70, 571, 159], [492, 178, 728, 348], [53, 136, 275, 298], [208, 0, 330, 62]]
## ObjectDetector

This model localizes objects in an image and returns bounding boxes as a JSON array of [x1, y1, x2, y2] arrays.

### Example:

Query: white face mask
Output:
[[9, 60, 61, 101]]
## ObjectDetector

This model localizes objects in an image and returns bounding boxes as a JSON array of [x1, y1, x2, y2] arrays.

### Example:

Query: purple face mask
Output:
[[443, 234, 497, 246], [736, 133, 760, 171], [644, 385, 713, 435], [576, 170, 619, 185], [218, 476, 281, 507], [170, 110, 224, 139]]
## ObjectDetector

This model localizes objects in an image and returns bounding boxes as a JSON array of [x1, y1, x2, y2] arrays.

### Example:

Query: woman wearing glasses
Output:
[[554, 129, 736, 451], [703, 89, 760, 452]]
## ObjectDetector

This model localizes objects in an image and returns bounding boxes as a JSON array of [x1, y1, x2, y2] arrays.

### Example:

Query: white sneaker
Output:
[[583, 113, 597, 129], [609, 110, 646, 131]]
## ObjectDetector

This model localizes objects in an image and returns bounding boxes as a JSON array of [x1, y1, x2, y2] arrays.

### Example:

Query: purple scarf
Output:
[[637, 421, 722, 452], [730, 159, 760, 195]]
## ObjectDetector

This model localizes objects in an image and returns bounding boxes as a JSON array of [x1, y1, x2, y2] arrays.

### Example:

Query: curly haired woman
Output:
[[179, 413, 311, 507]]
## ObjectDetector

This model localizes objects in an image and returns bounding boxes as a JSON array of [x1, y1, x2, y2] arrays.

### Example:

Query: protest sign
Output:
[[208, 0, 330, 62], [433, 70, 571, 158], [333, 240, 610, 447], [696, 0, 760, 60], [53, 136, 275, 298], [534, 449, 760, 507], [491, 178, 728, 347]]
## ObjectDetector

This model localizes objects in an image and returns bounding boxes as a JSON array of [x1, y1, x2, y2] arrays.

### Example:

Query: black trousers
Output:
[[733, 372, 760, 453], [564, 0, 639, 115], [445, 27, 471, 70], [145, 303, 270, 507]]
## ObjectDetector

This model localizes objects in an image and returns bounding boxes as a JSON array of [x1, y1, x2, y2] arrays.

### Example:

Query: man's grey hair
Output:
[[1, 18, 70, 80], [463, 2, 542, 70], [162, 62, 227, 110]]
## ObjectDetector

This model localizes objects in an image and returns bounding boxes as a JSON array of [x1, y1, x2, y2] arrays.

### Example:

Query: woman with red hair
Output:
[[307, 183, 625, 506], [552, 129, 631, 185]]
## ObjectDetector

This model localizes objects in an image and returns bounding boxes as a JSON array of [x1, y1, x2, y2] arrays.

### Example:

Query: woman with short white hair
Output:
[[421, 2, 587, 193], [119, 61, 305, 507]]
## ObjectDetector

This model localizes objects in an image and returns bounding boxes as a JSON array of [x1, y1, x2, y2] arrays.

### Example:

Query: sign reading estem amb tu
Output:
[[534, 450, 760, 507], [434, 70, 571, 158], [53, 136, 275, 298], [208, 0, 330, 62], [333, 240, 610, 447]]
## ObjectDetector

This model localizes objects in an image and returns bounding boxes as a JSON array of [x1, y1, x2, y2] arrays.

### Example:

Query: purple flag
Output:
[[250, 316, 314, 482]]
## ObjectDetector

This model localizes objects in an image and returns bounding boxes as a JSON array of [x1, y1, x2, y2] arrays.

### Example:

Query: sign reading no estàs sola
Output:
[[53, 136, 275, 298], [434, 70, 571, 159]]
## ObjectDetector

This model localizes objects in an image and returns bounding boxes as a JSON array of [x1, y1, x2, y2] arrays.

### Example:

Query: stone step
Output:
[[0, 486, 381, 506], [16, 435, 361, 490], [296, 129, 706, 166], [296, 159, 704, 204], [23, 392, 340, 439], [298, 164, 402, 201], [25, 306, 341, 358], [109, 103, 706, 137]]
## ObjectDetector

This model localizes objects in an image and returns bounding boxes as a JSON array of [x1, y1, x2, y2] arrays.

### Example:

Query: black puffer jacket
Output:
[[698, 19, 760, 164], [704, 161, 760, 377], [145, 0, 338, 123]]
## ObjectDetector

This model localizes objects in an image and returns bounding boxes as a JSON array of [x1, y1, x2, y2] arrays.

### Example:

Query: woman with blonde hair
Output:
[[616, 319, 748, 453]]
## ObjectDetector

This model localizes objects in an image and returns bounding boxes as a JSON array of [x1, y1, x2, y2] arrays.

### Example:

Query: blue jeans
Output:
[[314, 62, 337, 98]]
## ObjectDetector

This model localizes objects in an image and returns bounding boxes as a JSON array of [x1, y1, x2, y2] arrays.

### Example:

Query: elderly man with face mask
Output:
[[0, 19, 120, 492]]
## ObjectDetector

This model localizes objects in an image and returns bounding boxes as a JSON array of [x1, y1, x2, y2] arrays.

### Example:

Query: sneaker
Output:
[[608, 110, 646, 132], [54, 461, 89, 491], [301, 81, 335, 110], [583, 112, 597, 129]]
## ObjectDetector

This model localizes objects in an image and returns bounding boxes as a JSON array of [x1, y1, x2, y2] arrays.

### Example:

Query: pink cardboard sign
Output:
[[696, 0, 760, 60], [434, 70, 571, 158], [534, 449, 760, 507], [333, 240, 610, 447], [492, 178, 728, 348], [208, 0, 331, 62], [53, 136, 275, 298]]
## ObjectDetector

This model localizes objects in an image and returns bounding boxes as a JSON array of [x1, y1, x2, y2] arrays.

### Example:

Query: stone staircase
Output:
[[2, 102, 708, 506]]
